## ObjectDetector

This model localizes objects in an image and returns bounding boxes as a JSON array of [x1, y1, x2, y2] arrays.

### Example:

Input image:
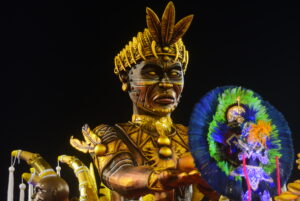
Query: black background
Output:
[[1, 0, 300, 199]]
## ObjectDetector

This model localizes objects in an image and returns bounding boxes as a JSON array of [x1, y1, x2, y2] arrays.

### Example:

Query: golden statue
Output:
[[70, 1, 218, 200]]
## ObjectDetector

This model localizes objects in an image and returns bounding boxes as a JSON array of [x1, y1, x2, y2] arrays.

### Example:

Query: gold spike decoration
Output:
[[58, 155, 99, 201], [114, 1, 193, 76], [11, 150, 57, 178]]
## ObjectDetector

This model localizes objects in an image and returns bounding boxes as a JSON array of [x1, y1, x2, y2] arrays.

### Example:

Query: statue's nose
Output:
[[159, 73, 173, 88], [159, 82, 173, 88]]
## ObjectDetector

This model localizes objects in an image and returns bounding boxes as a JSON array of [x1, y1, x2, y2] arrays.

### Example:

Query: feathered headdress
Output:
[[114, 1, 193, 76]]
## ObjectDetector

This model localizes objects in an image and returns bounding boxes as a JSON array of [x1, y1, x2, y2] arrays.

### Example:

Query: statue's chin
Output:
[[136, 104, 177, 117]]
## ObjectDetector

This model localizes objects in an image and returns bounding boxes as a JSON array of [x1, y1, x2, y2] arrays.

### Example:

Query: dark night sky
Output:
[[1, 0, 300, 199]]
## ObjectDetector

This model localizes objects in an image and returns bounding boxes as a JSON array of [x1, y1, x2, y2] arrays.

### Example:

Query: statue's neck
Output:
[[131, 114, 174, 136]]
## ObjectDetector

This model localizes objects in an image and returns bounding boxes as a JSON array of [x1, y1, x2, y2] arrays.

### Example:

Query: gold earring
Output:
[[122, 83, 128, 91]]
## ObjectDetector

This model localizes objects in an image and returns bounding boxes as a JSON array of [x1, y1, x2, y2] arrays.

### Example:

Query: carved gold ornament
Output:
[[114, 1, 193, 76]]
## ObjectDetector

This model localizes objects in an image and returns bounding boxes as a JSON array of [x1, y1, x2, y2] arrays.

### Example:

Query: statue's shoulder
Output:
[[93, 122, 137, 138], [92, 122, 136, 154], [174, 123, 188, 136], [92, 124, 118, 141]]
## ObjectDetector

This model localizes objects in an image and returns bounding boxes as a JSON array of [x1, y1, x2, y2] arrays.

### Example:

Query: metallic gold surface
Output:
[[218, 195, 229, 201], [68, 2, 221, 200], [158, 82, 173, 88], [94, 144, 107, 156], [275, 192, 298, 201], [226, 105, 246, 124], [22, 172, 41, 184], [158, 146, 172, 158], [121, 83, 128, 91], [12, 150, 69, 201], [288, 183, 300, 195], [21, 173, 31, 181], [71, 114, 205, 200], [275, 154, 300, 201], [114, 2, 193, 76], [108, 166, 153, 198], [11, 150, 56, 177], [177, 153, 197, 172], [132, 114, 173, 135], [157, 136, 171, 146], [70, 124, 103, 154], [58, 155, 99, 201], [192, 184, 205, 201]]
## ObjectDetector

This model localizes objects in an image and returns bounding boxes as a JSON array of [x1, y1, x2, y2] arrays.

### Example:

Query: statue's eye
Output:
[[169, 71, 181, 77], [148, 71, 157, 76]]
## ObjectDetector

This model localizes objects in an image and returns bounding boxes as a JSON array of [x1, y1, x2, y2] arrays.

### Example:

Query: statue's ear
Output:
[[119, 71, 128, 82]]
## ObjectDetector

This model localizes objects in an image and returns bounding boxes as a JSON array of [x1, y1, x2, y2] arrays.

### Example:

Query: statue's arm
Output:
[[100, 152, 154, 198]]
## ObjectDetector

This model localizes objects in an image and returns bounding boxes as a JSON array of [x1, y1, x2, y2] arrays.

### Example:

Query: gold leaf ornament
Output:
[[170, 15, 194, 44], [146, 7, 161, 43], [161, 1, 176, 45]]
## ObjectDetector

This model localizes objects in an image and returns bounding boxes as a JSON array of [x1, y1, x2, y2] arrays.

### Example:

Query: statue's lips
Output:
[[153, 95, 175, 104]]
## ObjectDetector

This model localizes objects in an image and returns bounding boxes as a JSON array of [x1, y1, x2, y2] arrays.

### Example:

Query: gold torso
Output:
[[95, 115, 189, 169], [121, 115, 189, 169], [69, 114, 210, 201], [91, 115, 196, 201]]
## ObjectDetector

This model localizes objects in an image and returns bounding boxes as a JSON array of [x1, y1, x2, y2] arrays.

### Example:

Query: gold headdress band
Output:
[[114, 1, 193, 76]]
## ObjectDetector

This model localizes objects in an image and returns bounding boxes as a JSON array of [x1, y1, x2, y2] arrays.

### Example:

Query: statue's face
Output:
[[128, 57, 184, 116], [32, 177, 69, 201]]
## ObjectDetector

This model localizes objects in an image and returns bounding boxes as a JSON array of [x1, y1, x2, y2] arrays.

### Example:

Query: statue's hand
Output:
[[156, 169, 219, 200], [177, 152, 198, 172], [70, 124, 104, 155], [149, 153, 201, 189], [157, 169, 201, 189]]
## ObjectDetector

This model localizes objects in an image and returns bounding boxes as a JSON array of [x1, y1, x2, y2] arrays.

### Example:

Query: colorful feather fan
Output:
[[188, 86, 294, 201]]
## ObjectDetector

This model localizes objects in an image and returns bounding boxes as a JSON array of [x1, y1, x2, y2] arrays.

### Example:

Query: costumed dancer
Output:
[[188, 86, 295, 201]]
